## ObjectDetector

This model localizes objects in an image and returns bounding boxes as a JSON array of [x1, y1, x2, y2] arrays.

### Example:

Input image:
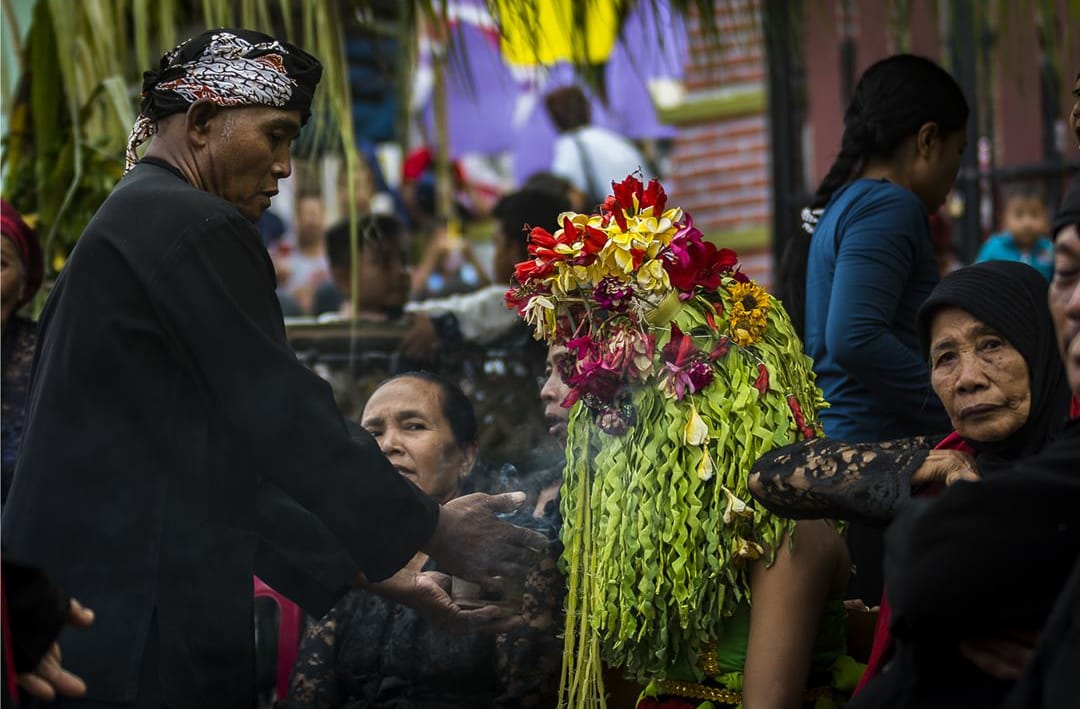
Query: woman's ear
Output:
[[916, 121, 941, 160], [459, 443, 479, 480], [185, 99, 220, 146]]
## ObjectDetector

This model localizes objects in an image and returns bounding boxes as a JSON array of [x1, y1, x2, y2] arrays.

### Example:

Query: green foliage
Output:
[[558, 287, 825, 705], [0, 0, 355, 274]]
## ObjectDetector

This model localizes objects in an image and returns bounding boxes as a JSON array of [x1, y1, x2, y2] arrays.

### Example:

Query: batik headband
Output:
[[124, 28, 322, 172]]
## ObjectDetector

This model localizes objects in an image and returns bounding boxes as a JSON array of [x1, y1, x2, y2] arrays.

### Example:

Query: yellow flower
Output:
[[734, 538, 765, 561], [731, 326, 757, 348], [730, 281, 770, 312], [636, 259, 670, 296], [548, 263, 576, 298], [728, 281, 770, 346], [605, 223, 638, 249], [603, 242, 638, 275], [584, 259, 614, 285]]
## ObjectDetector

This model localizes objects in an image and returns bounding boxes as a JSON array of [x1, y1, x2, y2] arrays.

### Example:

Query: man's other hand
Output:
[[17, 599, 94, 701]]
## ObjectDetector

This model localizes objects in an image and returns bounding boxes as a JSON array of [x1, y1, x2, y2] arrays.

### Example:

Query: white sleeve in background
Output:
[[550, 135, 586, 193], [405, 285, 522, 345]]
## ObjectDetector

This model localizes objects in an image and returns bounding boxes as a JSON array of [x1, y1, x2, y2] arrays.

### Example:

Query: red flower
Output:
[[641, 178, 668, 214], [787, 395, 816, 439], [661, 323, 696, 368], [513, 257, 553, 283], [567, 359, 623, 402], [709, 336, 731, 359], [583, 225, 608, 255], [527, 225, 555, 251], [527, 224, 579, 262], [504, 286, 523, 311], [602, 195, 629, 232], [611, 174, 644, 213], [753, 363, 769, 396], [663, 217, 738, 294]]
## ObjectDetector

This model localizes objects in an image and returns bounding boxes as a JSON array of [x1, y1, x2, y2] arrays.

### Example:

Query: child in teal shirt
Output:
[[976, 185, 1053, 279]]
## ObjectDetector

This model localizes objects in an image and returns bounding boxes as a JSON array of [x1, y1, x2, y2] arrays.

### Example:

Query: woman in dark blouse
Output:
[[1, 199, 44, 508], [283, 372, 561, 708]]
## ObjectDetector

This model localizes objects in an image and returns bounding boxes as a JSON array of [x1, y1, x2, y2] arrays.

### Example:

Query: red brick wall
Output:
[[663, 0, 773, 286]]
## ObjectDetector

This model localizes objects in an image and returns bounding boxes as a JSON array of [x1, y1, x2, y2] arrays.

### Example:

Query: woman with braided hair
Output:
[[778, 54, 970, 602]]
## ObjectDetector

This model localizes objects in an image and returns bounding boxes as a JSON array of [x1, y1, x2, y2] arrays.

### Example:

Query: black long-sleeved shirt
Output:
[[1, 159, 438, 707]]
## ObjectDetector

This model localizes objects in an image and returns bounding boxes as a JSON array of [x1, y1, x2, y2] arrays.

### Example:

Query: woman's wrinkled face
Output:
[[361, 377, 475, 504], [1, 236, 26, 326], [929, 307, 1032, 443]]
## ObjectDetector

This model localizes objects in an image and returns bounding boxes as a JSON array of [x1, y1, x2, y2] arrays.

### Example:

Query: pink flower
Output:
[[664, 218, 738, 294], [659, 324, 714, 399], [596, 404, 632, 436]]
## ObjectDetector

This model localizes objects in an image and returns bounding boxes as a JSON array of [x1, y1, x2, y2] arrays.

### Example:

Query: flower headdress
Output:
[[507, 174, 825, 704]]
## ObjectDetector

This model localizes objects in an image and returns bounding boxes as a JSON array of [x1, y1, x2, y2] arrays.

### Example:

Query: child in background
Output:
[[976, 184, 1053, 279]]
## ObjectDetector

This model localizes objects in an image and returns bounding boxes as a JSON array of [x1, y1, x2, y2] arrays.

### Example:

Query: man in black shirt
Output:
[[2, 29, 542, 708]]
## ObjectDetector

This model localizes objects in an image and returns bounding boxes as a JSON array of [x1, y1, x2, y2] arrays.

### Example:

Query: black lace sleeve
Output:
[[281, 601, 345, 707], [748, 434, 946, 527], [493, 537, 564, 707]]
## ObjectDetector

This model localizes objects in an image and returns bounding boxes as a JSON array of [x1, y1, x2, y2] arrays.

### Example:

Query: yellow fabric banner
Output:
[[493, 0, 622, 67]]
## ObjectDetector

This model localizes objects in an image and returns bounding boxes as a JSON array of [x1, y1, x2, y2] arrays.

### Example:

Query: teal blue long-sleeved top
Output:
[[804, 179, 950, 443]]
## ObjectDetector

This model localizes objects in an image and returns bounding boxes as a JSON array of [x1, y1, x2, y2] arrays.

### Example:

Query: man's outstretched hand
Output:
[[423, 491, 547, 594], [361, 564, 522, 635]]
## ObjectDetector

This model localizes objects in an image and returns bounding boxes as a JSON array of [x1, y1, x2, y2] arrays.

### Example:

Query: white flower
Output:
[[521, 295, 555, 338]]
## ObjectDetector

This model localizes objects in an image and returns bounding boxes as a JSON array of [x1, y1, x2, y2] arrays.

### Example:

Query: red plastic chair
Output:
[[253, 576, 303, 701]]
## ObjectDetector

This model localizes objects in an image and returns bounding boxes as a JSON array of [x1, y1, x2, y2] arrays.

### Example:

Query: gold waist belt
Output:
[[656, 678, 834, 705]]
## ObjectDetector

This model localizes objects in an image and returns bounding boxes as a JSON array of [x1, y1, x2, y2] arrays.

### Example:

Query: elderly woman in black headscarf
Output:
[[1, 199, 44, 507], [750, 261, 1069, 524], [850, 211, 1080, 707], [750, 260, 1071, 706]]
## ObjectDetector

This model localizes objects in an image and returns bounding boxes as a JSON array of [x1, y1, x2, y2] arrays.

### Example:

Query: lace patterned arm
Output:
[[493, 539, 564, 708], [748, 435, 945, 526], [281, 602, 345, 707]]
